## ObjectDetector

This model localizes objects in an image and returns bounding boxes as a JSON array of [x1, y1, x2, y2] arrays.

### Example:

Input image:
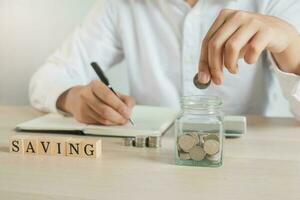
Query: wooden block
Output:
[[9, 135, 25, 154], [66, 138, 82, 157], [81, 139, 102, 158], [37, 137, 53, 155], [50, 137, 71, 156], [23, 136, 38, 155]]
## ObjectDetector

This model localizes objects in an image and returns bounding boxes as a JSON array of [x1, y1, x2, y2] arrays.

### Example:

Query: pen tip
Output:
[[129, 118, 135, 126]]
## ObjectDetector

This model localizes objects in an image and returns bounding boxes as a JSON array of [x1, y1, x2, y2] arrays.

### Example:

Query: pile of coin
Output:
[[124, 136, 161, 148], [177, 132, 221, 162], [147, 136, 162, 148]]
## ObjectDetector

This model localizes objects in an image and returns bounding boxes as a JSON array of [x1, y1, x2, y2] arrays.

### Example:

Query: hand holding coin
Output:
[[193, 73, 211, 89]]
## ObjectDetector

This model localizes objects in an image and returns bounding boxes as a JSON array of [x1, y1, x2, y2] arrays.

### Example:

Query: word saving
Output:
[[9, 135, 101, 158]]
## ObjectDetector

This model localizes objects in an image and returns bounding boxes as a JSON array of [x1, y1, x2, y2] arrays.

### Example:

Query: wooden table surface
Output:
[[0, 106, 300, 200]]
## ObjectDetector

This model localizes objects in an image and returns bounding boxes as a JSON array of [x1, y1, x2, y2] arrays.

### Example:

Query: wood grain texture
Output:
[[0, 106, 300, 200]]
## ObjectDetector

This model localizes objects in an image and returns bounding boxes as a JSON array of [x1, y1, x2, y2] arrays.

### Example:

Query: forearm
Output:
[[272, 35, 300, 75]]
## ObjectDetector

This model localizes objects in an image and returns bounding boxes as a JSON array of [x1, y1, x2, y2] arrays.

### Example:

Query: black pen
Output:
[[91, 62, 135, 126]]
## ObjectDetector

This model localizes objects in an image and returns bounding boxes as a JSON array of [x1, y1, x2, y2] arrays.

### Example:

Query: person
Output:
[[30, 0, 300, 125]]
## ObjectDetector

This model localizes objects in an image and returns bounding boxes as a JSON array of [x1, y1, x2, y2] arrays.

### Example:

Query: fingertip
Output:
[[228, 67, 237, 74], [119, 118, 128, 125], [212, 75, 224, 85], [127, 99, 136, 109], [120, 107, 130, 119], [198, 72, 210, 84]]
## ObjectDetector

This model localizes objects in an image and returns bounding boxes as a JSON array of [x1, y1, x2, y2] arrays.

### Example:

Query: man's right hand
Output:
[[56, 80, 135, 125]]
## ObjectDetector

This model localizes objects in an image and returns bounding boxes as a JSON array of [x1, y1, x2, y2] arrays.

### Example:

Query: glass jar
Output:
[[175, 95, 224, 167]]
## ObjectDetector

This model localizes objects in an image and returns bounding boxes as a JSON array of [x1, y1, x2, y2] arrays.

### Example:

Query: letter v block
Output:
[[37, 137, 53, 155]]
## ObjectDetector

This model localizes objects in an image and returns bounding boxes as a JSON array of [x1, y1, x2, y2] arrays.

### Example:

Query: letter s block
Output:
[[81, 139, 102, 159], [9, 135, 25, 154]]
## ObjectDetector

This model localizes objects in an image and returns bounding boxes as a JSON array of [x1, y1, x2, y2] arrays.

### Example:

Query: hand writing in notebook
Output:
[[56, 80, 135, 125]]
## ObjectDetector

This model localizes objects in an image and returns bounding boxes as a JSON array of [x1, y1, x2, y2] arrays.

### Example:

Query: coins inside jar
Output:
[[178, 134, 197, 152], [177, 132, 221, 162], [203, 140, 220, 155], [189, 146, 206, 161]]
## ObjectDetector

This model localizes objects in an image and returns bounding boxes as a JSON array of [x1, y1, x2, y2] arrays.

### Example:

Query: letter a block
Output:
[[24, 137, 38, 155], [81, 139, 102, 158]]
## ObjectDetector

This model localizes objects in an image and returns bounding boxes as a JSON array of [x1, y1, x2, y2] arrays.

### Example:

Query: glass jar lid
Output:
[[181, 95, 223, 112]]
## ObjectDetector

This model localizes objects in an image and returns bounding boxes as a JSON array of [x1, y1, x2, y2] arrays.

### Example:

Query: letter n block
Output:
[[9, 135, 25, 154], [81, 139, 102, 159], [66, 138, 82, 157]]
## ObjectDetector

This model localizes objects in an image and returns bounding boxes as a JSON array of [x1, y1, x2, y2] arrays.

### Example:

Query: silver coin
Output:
[[193, 73, 211, 89], [199, 135, 205, 146], [135, 136, 147, 148], [124, 137, 135, 146], [178, 134, 197, 152], [189, 146, 206, 161], [187, 132, 200, 145], [206, 152, 221, 162], [179, 152, 191, 160], [204, 140, 220, 155], [203, 134, 220, 142], [147, 136, 161, 148]]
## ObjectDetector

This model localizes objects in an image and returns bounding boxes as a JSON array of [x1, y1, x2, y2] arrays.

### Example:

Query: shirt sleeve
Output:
[[29, 0, 124, 113], [263, 0, 300, 119]]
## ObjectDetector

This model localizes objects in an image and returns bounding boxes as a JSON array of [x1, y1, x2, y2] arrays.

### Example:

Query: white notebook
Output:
[[16, 106, 180, 137]]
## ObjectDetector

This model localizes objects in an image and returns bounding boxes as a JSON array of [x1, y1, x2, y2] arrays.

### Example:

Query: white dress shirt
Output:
[[29, 0, 300, 118]]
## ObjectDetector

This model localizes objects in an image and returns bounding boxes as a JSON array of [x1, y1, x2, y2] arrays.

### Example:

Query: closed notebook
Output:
[[16, 105, 180, 137]]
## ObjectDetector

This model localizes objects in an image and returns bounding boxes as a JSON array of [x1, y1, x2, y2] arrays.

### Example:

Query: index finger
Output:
[[198, 9, 235, 84], [90, 80, 131, 119]]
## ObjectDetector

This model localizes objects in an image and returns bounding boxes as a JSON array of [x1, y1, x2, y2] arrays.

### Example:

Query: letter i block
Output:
[[37, 137, 53, 155], [50, 137, 71, 156], [81, 139, 102, 158], [24, 136, 38, 155], [66, 138, 82, 157], [9, 135, 25, 154]]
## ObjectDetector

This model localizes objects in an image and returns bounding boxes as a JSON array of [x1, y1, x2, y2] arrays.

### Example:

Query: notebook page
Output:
[[17, 113, 86, 131], [85, 106, 180, 137]]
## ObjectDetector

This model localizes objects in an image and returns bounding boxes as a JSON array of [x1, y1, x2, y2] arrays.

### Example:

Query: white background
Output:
[[0, 0, 292, 117]]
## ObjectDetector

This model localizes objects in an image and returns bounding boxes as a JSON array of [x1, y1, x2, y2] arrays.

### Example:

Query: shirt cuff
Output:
[[45, 78, 78, 115], [267, 51, 300, 98]]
